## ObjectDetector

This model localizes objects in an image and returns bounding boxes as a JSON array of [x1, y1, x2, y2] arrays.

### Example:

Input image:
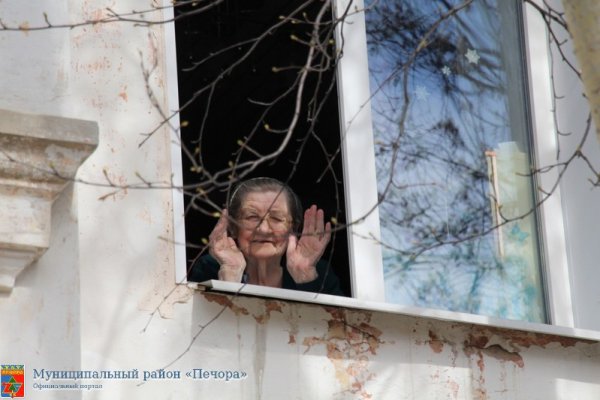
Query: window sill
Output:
[[190, 280, 600, 342]]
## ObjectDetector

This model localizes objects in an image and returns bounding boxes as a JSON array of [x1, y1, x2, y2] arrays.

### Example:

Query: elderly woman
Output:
[[188, 177, 343, 296]]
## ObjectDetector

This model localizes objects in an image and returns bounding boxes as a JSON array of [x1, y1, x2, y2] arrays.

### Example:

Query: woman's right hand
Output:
[[208, 209, 246, 282]]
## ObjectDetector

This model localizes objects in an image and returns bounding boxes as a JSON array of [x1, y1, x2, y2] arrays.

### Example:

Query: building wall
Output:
[[0, 1, 599, 399], [547, 0, 600, 331]]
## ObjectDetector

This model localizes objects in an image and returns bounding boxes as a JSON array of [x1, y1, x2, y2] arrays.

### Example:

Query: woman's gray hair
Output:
[[228, 177, 303, 235]]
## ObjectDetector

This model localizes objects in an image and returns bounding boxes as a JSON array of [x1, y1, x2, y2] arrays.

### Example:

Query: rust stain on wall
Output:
[[470, 325, 596, 349], [428, 330, 444, 353], [447, 379, 460, 400], [118, 86, 128, 102], [285, 306, 300, 345], [417, 329, 459, 366], [415, 320, 600, 400], [73, 57, 112, 74], [463, 343, 489, 400], [502, 330, 590, 349], [253, 299, 283, 324], [424, 322, 595, 373], [202, 292, 249, 316], [482, 345, 524, 367], [77, 2, 119, 36], [301, 307, 383, 399], [463, 334, 524, 368]]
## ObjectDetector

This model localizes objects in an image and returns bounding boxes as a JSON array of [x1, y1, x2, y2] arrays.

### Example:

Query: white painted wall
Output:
[[0, 0, 71, 117], [1, 1, 600, 399], [536, 0, 600, 331], [0, 187, 82, 400]]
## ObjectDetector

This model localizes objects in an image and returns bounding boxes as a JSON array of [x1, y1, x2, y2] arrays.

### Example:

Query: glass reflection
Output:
[[365, 0, 546, 322]]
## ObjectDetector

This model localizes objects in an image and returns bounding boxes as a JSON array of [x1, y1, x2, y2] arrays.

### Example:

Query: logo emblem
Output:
[[1, 365, 24, 398]]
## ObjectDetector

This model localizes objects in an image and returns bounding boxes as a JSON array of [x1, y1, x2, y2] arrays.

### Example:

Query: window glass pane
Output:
[[365, 0, 546, 322]]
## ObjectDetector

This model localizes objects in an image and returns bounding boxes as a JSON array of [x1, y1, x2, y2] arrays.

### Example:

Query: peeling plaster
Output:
[[253, 300, 283, 324], [285, 305, 300, 345], [200, 293, 290, 325], [169, 290, 600, 399], [302, 307, 383, 399], [413, 320, 600, 399], [254, 318, 267, 400], [423, 322, 596, 367], [428, 330, 444, 354], [191, 293, 386, 398], [429, 323, 599, 398], [202, 292, 250, 317]]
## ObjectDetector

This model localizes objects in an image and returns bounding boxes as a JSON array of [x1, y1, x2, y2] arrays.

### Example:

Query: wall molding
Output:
[[0, 109, 98, 291]]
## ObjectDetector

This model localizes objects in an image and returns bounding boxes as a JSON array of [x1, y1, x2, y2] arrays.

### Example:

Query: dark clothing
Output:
[[188, 254, 345, 296]]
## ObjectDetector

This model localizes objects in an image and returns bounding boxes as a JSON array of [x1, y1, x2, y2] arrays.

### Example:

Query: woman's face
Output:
[[235, 190, 292, 263]]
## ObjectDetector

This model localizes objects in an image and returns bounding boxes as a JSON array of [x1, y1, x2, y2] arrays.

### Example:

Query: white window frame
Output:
[[521, 0, 573, 328], [165, 0, 600, 340], [336, 0, 582, 327], [163, 3, 187, 285], [335, 0, 578, 324]]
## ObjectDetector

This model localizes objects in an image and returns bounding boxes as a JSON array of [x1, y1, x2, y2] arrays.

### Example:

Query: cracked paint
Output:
[[253, 299, 283, 324], [470, 325, 596, 350], [302, 307, 383, 399], [202, 292, 250, 317], [428, 330, 444, 353], [424, 323, 595, 369], [285, 306, 300, 345], [464, 334, 524, 368], [141, 287, 600, 399], [199, 293, 285, 323], [414, 321, 600, 399]]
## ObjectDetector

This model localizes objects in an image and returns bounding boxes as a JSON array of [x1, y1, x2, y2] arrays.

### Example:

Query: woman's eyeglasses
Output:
[[239, 211, 290, 230]]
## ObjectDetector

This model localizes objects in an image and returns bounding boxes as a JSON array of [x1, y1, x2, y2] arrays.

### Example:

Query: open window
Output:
[[171, 0, 351, 296], [166, 0, 600, 338]]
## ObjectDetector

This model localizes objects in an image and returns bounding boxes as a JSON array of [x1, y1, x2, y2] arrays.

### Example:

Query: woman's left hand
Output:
[[286, 205, 332, 283]]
